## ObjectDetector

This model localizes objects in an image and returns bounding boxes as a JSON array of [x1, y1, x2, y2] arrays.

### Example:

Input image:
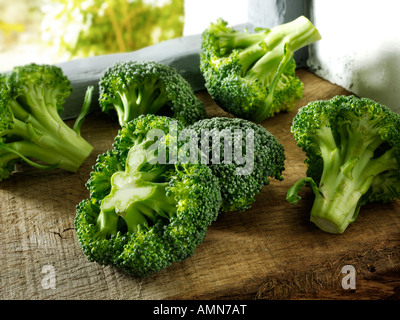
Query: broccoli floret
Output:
[[98, 60, 206, 127], [75, 114, 222, 277], [287, 95, 400, 234], [200, 16, 321, 123], [0, 63, 93, 180], [188, 117, 285, 212]]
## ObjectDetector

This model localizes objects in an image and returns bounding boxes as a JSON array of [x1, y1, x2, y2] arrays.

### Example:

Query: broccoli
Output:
[[287, 95, 400, 234], [0, 63, 94, 181], [75, 114, 222, 277], [188, 117, 285, 212], [200, 16, 321, 123], [98, 60, 207, 127]]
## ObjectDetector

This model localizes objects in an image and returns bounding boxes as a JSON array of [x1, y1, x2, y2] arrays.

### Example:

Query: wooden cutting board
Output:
[[1, 69, 399, 300]]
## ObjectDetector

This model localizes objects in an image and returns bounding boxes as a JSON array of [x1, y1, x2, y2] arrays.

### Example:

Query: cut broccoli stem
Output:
[[245, 16, 321, 85], [310, 185, 363, 234], [97, 145, 178, 237], [310, 166, 377, 234], [273, 15, 322, 53], [309, 138, 398, 234], [123, 181, 177, 232], [42, 127, 92, 172]]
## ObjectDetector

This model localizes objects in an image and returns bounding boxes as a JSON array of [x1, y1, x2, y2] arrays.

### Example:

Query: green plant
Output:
[[0, 63, 93, 180], [287, 95, 400, 234], [188, 117, 285, 212], [75, 114, 222, 277], [200, 16, 321, 123], [99, 60, 206, 127]]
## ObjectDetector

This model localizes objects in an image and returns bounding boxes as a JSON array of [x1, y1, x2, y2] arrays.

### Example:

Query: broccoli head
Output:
[[200, 16, 321, 123], [75, 114, 222, 277], [0, 63, 93, 181], [188, 117, 285, 212], [287, 95, 400, 234], [98, 60, 206, 127]]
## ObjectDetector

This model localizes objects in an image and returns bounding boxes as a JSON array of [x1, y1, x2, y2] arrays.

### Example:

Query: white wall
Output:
[[307, 0, 400, 113], [183, 0, 248, 36]]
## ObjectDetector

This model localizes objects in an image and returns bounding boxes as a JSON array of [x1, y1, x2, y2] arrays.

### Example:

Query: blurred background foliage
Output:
[[41, 0, 184, 58], [0, 0, 184, 70]]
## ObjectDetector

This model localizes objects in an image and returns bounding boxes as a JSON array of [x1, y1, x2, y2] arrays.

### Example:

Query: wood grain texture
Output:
[[1, 69, 399, 300]]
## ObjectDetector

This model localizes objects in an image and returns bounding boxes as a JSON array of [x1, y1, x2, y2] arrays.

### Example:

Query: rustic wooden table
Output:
[[1, 69, 399, 300]]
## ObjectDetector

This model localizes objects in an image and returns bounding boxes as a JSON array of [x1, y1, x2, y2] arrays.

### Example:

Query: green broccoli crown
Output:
[[10, 63, 72, 114], [0, 64, 93, 180], [188, 117, 285, 212], [287, 95, 400, 233], [200, 16, 320, 123], [99, 60, 206, 127], [76, 114, 221, 277]]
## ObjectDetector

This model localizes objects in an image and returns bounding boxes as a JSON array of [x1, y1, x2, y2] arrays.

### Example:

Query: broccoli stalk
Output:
[[200, 16, 321, 123], [313, 132, 396, 233], [0, 64, 94, 180], [239, 16, 321, 81], [96, 146, 177, 238], [288, 144, 397, 234], [1, 94, 93, 172], [287, 95, 400, 234], [110, 75, 169, 126]]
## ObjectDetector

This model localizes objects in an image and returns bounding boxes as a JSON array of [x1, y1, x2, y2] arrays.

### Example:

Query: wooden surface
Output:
[[1, 69, 399, 300]]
